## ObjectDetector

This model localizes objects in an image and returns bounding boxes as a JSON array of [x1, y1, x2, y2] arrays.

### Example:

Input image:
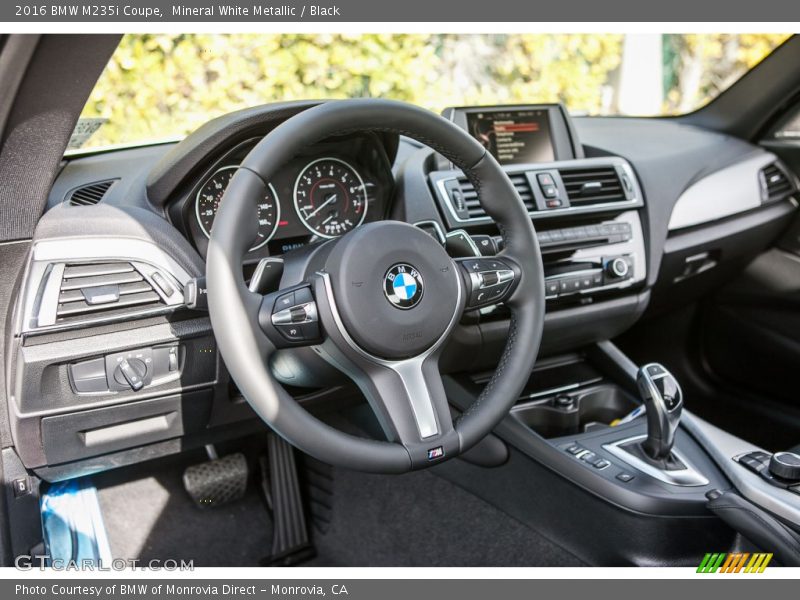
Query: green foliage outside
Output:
[[78, 33, 790, 150]]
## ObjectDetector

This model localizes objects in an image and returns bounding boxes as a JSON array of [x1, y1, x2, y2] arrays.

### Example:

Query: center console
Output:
[[442, 339, 800, 566]]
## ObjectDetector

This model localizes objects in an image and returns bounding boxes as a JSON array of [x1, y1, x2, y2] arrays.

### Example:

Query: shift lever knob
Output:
[[636, 363, 683, 460]]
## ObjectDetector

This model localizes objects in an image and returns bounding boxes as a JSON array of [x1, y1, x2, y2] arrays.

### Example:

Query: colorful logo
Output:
[[697, 552, 773, 573], [384, 263, 424, 309], [427, 446, 445, 460]]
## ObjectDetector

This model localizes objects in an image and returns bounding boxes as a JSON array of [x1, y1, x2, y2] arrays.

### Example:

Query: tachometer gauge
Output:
[[195, 166, 280, 251], [293, 158, 367, 238]]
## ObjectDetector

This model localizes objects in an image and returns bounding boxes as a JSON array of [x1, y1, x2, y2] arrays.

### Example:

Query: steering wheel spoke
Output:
[[356, 355, 459, 464]]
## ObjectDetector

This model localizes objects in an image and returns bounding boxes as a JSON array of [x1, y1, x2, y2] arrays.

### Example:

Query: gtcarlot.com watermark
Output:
[[15, 555, 194, 571]]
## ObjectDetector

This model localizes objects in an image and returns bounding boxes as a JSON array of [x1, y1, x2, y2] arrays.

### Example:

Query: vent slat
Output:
[[62, 263, 134, 279], [453, 176, 535, 218], [66, 180, 116, 206], [60, 271, 143, 291], [57, 291, 161, 317], [50, 260, 172, 325], [761, 163, 796, 202], [58, 280, 154, 304], [560, 167, 627, 205]]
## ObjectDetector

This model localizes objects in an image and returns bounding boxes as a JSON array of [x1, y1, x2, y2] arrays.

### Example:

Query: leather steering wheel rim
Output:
[[206, 99, 545, 473]]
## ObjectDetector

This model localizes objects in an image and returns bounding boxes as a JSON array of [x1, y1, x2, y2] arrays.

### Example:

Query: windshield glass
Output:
[[74, 33, 790, 151]]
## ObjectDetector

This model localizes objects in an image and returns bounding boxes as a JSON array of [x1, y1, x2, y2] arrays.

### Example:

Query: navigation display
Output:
[[467, 109, 555, 165]]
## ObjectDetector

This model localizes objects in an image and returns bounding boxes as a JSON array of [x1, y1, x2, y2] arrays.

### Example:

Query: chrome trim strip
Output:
[[603, 434, 709, 487], [317, 270, 463, 440], [668, 152, 778, 231]]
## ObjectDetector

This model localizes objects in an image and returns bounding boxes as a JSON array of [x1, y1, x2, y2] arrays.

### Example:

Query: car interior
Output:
[[2, 33, 800, 568]]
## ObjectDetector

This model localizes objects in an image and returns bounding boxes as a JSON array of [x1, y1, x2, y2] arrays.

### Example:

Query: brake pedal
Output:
[[261, 433, 315, 566], [183, 452, 248, 509]]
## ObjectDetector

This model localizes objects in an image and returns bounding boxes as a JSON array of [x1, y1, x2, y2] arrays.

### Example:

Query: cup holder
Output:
[[511, 384, 638, 439]]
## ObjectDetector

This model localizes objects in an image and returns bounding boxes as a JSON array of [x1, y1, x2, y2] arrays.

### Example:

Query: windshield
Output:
[[74, 33, 790, 151]]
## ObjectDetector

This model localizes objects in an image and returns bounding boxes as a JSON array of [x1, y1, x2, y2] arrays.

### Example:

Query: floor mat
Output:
[[95, 451, 273, 567], [307, 461, 584, 567], [94, 448, 583, 567]]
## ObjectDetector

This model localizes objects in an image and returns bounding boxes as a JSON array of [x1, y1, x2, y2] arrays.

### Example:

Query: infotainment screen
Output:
[[443, 104, 579, 164], [466, 109, 554, 164]]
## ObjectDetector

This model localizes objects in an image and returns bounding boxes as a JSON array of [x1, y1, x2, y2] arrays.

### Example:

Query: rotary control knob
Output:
[[113, 358, 147, 391], [768, 452, 800, 481], [606, 257, 630, 279]]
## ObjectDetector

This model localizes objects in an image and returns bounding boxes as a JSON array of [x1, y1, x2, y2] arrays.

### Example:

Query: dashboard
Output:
[[13, 99, 799, 481]]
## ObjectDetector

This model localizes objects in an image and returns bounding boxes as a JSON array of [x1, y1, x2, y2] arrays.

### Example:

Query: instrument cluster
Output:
[[181, 133, 394, 260]]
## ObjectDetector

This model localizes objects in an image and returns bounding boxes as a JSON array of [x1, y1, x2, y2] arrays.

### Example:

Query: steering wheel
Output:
[[206, 99, 545, 473]]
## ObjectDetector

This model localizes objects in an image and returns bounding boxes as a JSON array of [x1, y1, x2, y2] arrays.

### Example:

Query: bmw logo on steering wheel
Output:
[[384, 263, 424, 309]]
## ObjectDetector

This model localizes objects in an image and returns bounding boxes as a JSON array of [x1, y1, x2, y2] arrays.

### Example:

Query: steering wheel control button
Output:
[[471, 235, 497, 256], [275, 324, 305, 342], [461, 258, 518, 309], [383, 263, 424, 310], [479, 271, 499, 287], [275, 291, 296, 311], [262, 285, 322, 347]]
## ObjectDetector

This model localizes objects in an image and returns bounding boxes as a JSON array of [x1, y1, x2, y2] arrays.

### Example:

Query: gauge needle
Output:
[[305, 194, 337, 219]]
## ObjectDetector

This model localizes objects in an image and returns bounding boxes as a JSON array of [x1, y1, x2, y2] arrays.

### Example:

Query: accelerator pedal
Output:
[[261, 433, 315, 566], [183, 452, 248, 509]]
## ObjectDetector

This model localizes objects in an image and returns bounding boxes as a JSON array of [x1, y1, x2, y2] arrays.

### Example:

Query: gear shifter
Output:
[[636, 363, 683, 461]]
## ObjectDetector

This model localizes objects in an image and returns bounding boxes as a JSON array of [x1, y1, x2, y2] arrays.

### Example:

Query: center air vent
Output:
[[65, 179, 117, 206], [559, 167, 627, 206], [443, 174, 536, 220], [760, 163, 796, 203]]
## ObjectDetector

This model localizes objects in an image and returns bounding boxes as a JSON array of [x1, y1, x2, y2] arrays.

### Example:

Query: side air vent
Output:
[[55, 262, 168, 324], [65, 179, 117, 206], [760, 163, 796, 203], [560, 167, 627, 206], [446, 173, 536, 219]]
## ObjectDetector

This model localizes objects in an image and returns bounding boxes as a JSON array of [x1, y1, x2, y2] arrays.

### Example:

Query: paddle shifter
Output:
[[636, 363, 683, 461]]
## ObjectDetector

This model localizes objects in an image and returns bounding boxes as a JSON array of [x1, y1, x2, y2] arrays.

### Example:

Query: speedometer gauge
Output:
[[195, 166, 280, 251], [293, 158, 367, 238]]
